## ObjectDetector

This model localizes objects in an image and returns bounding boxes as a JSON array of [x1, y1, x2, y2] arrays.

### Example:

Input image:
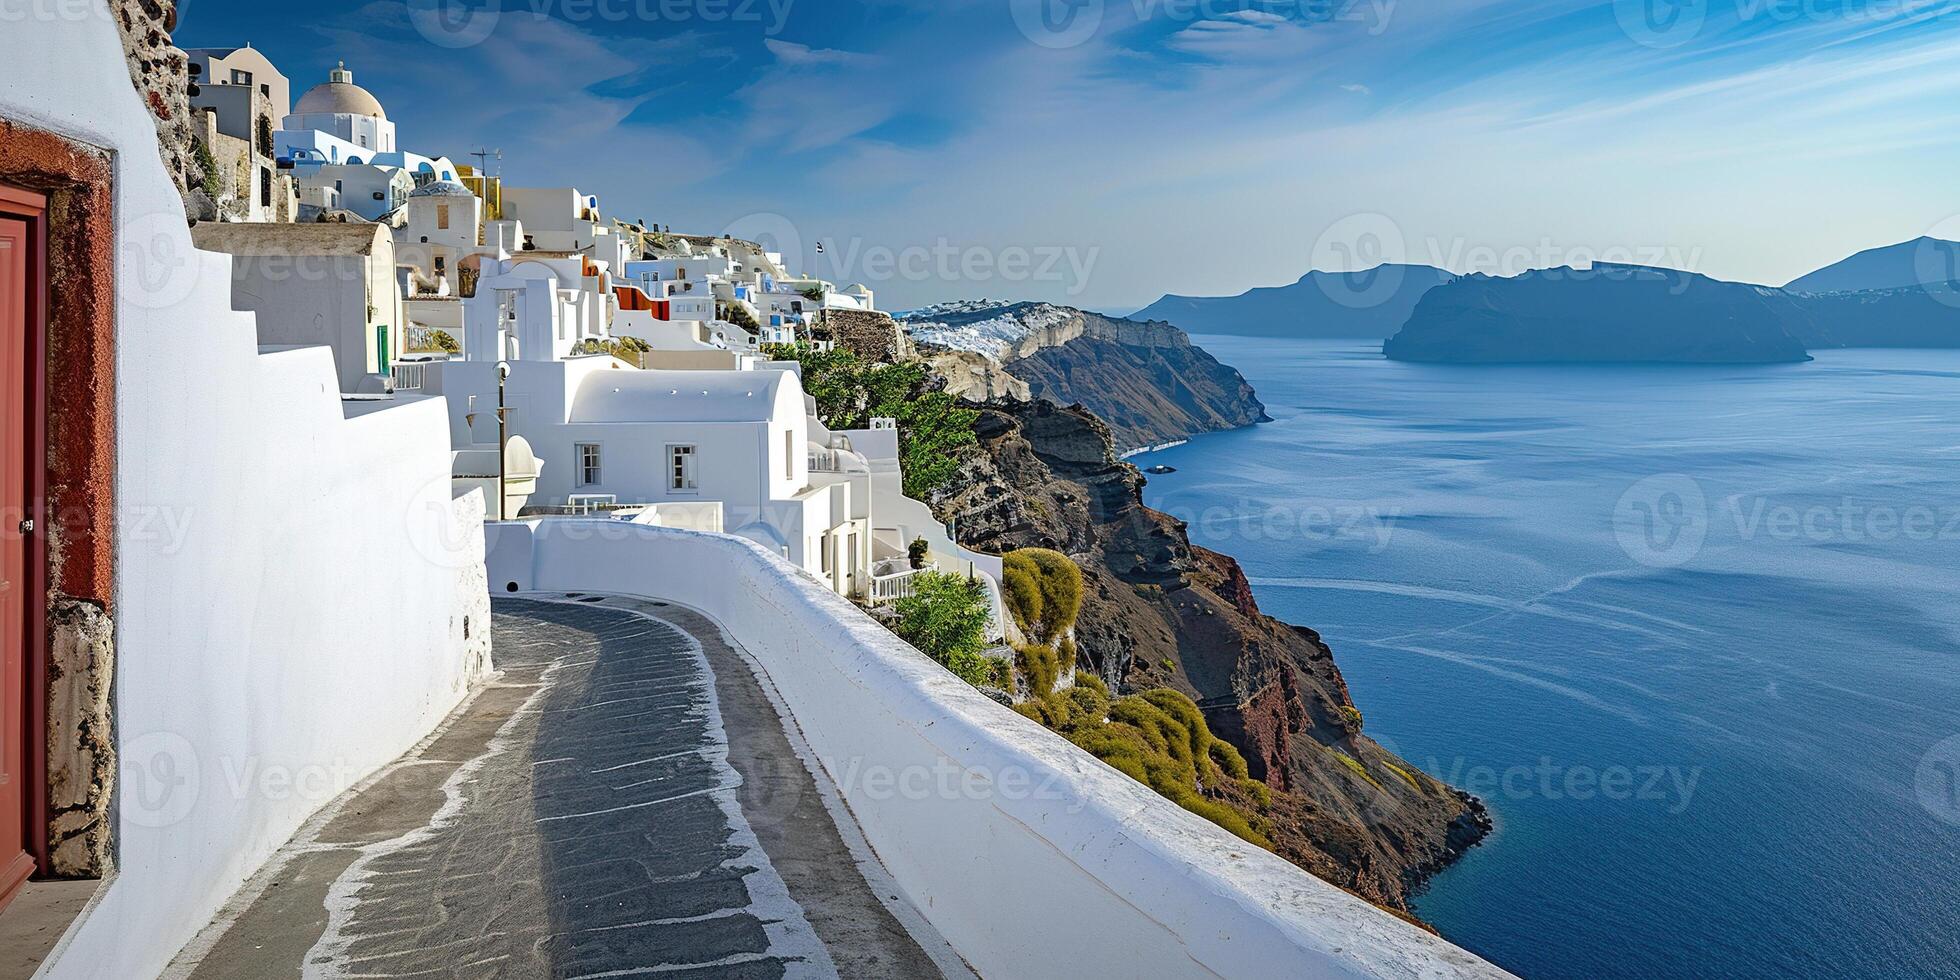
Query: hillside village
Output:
[[0, 7, 1502, 979]]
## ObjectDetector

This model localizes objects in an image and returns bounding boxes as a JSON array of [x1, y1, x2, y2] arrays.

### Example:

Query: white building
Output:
[[423, 359, 867, 595], [397, 178, 485, 294], [189, 221, 408, 393], [502, 186, 631, 269], [184, 45, 297, 221], [276, 64, 459, 220], [0, 14, 491, 977], [461, 254, 613, 363]]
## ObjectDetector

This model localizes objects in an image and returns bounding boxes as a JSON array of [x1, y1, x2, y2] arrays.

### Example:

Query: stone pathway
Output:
[[174, 595, 962, 980]]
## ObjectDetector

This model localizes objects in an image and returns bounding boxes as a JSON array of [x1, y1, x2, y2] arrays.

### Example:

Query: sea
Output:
[[1132, 337, 1960, 980]]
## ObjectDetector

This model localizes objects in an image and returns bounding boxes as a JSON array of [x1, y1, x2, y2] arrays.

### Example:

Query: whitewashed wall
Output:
[[486, 521, 1508, 980], [3, 9, 492, 977]]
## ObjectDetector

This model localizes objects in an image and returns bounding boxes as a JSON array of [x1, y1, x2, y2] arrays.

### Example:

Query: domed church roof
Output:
[[294, 62, 387, 119], [410, 179, 473, 198]]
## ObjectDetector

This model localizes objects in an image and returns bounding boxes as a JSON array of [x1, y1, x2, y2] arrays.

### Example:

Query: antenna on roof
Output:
[[470, 147, 502, 177]]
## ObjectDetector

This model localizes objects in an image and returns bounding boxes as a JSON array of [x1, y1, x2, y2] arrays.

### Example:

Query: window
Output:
[[668, 445, 698, 491], [821, 535, 832, 574], [784, 431, 794, 480], [436, 204, 451, 230], [232, 69, 252, 85], [259, 167, 272, 207], [576, 444, 602, 487]]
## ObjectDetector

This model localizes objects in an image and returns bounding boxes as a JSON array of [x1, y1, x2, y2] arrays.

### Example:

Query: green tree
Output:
[[892, 572, 993, 670]]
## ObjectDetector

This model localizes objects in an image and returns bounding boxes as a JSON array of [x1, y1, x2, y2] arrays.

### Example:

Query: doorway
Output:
[[0, 184, 45, 912]]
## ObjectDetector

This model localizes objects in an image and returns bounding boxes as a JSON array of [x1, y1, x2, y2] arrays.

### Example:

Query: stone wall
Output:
[[824, 309, 912, 363], [46, 601, 114, 876], [112, 0, 204, 216]]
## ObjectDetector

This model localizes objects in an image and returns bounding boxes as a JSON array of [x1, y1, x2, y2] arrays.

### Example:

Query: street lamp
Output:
[[496, 360, 511, 521]]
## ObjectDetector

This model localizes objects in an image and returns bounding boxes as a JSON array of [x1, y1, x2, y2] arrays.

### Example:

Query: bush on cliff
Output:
[[764, 342, 977, 497], [1016, 682, 1273, 845], [1001, 548, 1082, 647], [892, 571, 992, 675]]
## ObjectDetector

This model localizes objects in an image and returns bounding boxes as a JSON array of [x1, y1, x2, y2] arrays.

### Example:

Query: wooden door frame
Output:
[[0, 182, 50, 881]]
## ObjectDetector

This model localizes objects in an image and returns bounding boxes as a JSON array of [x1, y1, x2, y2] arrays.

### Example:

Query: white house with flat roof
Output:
[[422, 359, 871, 596], [189, 221, 407, 393], [501, 186, 631, 270]]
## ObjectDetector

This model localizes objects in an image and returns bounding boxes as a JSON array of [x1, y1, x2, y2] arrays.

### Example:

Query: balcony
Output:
[[868, 559, 936, 605]]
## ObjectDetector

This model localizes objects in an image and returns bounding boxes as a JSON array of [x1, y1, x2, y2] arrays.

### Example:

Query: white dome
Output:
[[295, 63, 386, 119]]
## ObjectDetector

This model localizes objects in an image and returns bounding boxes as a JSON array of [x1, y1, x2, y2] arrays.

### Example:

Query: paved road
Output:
[[178, 595, 960, 979]]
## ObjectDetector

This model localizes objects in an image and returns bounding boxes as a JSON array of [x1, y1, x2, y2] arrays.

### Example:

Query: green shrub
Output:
[[1001, 549, 1082, 646], [943, 650, 997, 688], [908, 537, 930, 570], [1015, 644, 1061, 699], [762, 342, 977, 497], [892, 572, 992, 669], [429, 329, 461, 354], [1017, 684, 1274, 848]]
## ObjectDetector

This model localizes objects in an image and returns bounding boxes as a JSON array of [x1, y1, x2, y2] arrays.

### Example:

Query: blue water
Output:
[[1133, 339, 1960, 980]]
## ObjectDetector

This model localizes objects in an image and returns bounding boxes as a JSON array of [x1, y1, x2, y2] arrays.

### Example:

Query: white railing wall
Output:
[[392, 360, 428, 391], [484, 520, 1507, 980]]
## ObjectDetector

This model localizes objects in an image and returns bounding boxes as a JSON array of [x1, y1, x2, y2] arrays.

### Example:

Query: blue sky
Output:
[[179, 0, 1960, 311]]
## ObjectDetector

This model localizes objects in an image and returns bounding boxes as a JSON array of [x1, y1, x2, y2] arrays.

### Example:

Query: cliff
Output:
[[1385, 264, 1813, 364], [1138, 264, 1456, 339], [902, 301, 1270, 453], [932, 398, 1488, 918], [1783, 283, 1960, 348]]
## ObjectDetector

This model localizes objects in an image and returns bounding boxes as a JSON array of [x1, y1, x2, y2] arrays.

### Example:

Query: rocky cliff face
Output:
[[903, 301, 1270, 453], [1783, 283, 1960, 348], [932, 398, 1488, 917]]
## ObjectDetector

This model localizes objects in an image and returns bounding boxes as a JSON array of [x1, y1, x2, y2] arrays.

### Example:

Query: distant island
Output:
[[1132, 237, 1960, 355], [1135, 265, 1453, 339], [1382, 264, 1813, 364]]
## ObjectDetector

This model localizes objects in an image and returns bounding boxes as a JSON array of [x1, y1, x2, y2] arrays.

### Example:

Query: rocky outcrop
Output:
[[1386, 264, 1813, 364], [904, 301, 1270, 453], [823, 308, 915, 363], [933, 399, 1488, 917], [1007, 331, 1270, 454]]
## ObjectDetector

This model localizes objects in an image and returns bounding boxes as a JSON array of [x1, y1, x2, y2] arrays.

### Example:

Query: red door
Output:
[[0, 204, 37, 910]]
